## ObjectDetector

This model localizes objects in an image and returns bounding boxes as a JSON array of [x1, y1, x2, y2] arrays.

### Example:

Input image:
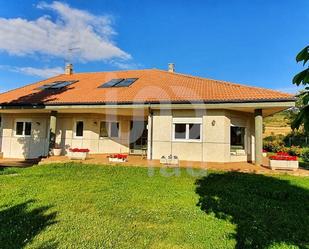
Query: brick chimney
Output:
[[168, 63, 175, 73], [65, 63, 73, 75]]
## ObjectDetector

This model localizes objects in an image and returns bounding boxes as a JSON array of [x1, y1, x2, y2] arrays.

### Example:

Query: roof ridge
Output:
[[0, 74, 64, 96], [70, 68, 155, 76], [152, 69, 291, 95]]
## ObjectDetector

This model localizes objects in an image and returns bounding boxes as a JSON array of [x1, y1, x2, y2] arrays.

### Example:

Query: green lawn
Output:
[[0, 164, 308, 249]]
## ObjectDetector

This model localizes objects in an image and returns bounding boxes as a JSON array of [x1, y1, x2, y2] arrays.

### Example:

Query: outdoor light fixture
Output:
[[36, 122, 41, 126], [211, 120, 216, 126]]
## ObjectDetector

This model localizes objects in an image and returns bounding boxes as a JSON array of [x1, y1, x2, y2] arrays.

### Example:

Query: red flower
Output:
[[108, 154, 128, 159], [269, 154, 298, 161], [277, 152, 290, 157], [69, 148, 90, 153]]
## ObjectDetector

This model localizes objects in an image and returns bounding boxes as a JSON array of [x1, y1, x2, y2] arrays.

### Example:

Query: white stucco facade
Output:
[[0, 108, 257, 162]]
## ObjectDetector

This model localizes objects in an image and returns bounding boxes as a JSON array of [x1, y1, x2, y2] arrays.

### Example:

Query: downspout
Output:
[[148, 105, 153, 160]]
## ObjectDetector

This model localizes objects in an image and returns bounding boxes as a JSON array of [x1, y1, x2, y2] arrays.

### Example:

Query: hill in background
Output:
[[264, 111, 292, 137]]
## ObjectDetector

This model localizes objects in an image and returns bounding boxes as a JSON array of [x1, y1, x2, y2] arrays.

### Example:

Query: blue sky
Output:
[[0, 0, 308, 93]]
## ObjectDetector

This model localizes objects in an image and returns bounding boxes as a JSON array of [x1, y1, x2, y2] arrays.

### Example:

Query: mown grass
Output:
[[0, 163, 308, 249]]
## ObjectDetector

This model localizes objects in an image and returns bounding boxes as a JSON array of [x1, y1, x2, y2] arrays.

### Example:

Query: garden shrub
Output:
[[263, 140, 285, 153], [302, 148, 309, 162], [287, 146, 303, 156]]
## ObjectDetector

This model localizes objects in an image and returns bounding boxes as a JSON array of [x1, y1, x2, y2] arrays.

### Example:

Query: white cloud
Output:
[[0, 1, 130, 62], [109, 60, 142, 70], [0, 65, 63, 78], [15, 66, 63, 78]]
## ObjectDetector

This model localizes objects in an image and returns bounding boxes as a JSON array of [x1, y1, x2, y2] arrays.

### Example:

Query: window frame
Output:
[[99, 121, 109, 138], [99, 121, 121, 139], [73, 120, 84, 138], [14, 119, 32, 137], [172, 118, 202, 142], [230, 125, 246, 152]]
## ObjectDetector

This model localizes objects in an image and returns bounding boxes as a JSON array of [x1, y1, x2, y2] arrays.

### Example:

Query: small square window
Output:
[[15, 121, 31, 136], [76, 121, 84, 137], [99, 121, 108, 137], [174, 124, 186, 139], [110, 122, 119, 138]]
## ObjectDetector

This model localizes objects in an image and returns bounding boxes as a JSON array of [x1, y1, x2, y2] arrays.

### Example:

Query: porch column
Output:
[[49, 111, 58, 153], [147, 111, 153, 160], [254, 109, 263, 166]]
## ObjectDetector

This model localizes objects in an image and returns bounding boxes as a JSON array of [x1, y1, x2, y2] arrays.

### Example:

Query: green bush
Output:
[[287, 146, 303, 156], [302, 148, 309, 162], [263, 140, 285, 153]]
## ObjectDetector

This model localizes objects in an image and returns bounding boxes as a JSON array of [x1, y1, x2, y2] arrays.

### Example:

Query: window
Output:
[[98, 78, 138, 88], [37, 80, 78, 90], [189, 124, 201, 140], [114, 78, 138, 87], [25, 122, 31, 136], [173, 122, 201, 141], [16, 122, 24, 135], [99, 79, 124, 88], [99, 121, 120, 138], [230, 126, 245, 151], [110, 122, 119, 138], [175, 124, 186, 139], [75, 121, 84, 137], [15, 121, 32, 136], [99, 121, 108, 137]]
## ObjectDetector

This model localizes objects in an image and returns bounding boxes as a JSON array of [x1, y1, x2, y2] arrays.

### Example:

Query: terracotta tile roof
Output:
[[0, 69, 295, 105]]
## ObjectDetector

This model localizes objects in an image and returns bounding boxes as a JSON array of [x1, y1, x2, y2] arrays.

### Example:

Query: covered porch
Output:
[[0, 100, 294, 165]]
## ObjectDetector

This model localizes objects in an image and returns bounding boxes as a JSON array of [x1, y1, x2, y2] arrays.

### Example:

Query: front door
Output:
[[129, 121, 148, 155]]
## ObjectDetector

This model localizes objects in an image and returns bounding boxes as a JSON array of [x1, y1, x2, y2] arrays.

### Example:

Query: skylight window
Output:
[[36, 80, 78, 90], [115, 78, 138, 87], [98, 78, 138, 88], [98, 79, 124, 88]]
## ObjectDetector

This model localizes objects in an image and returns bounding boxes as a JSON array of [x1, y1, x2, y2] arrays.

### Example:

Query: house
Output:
[[0, 64, 295, 165]]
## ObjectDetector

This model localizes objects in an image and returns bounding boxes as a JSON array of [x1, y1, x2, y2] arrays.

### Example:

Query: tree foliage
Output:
[[291, 46, 309, 133]]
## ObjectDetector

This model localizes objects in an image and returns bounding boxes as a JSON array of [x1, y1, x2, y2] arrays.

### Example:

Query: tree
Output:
[[291, 46, 309, 133]]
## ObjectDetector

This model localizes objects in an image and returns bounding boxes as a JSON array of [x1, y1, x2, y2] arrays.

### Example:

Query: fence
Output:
[[285, 137, 309, 147]]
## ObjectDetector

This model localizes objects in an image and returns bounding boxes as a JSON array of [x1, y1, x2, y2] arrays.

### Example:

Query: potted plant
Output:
[[53, 143, 62, 156], [108, 154, 128, 163], [269, 152, 299, 171], [68, 148, 90, 160]]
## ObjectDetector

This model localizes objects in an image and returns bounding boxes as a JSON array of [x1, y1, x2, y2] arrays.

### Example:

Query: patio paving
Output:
[[37, 154, 309, 177], [0, 158, 41, 168]]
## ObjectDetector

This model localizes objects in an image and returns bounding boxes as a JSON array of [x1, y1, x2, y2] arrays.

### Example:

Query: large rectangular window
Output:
[[173, 121, 201, 141], [230, 126, 245, 151], [75, 121, 84, 137], [99, 121, 120, 138], [15, 121, 32, 136]]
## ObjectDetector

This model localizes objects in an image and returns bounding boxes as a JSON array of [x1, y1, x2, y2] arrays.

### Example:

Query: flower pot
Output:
[[269, 160, 298, 171], [108, 157, 126, 163], [53, 148, 62, 156], [68, 151, 88, 160], [108, 154, 128, 163]]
